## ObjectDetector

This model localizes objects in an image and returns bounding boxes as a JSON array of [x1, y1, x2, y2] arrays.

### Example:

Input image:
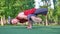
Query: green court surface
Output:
[[0, 26, 60, 34]]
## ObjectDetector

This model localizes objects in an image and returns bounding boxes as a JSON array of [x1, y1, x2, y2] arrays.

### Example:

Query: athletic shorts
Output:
[[34, 8, 48, 15]]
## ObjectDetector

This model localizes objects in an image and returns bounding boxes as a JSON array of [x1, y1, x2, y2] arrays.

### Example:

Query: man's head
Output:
[[11, 18, 19, 24]]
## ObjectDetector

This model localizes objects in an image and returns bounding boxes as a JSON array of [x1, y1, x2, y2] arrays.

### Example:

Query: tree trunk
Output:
[[3, 15, 6, 24], [1, 17, 4, 26], [45, 16, 48, 26]]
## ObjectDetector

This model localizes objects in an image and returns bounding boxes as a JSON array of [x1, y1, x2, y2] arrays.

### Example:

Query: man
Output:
[[11, 8, 48, 29]]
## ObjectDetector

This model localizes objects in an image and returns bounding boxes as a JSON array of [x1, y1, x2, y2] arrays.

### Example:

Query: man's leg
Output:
[[34, 8, 48, 15], [27, 14, 36, 29], [31, 16, 42, 23]]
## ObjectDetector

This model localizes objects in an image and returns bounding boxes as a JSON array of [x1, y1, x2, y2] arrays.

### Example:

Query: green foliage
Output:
[[47, 0, 60, 23], [0, 0, 60, 24], [0, 0, 34, 18]]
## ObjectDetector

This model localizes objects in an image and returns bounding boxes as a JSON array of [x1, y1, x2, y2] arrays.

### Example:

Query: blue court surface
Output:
[[0, 26, 60, 34]]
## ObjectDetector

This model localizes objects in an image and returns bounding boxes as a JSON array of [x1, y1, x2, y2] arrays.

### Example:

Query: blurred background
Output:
[[0, 0, 60, 26]]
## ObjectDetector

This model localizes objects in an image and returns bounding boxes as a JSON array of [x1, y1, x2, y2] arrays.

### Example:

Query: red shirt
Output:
[[16, 16, 28, 23], [24, 8, 36, 16]]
